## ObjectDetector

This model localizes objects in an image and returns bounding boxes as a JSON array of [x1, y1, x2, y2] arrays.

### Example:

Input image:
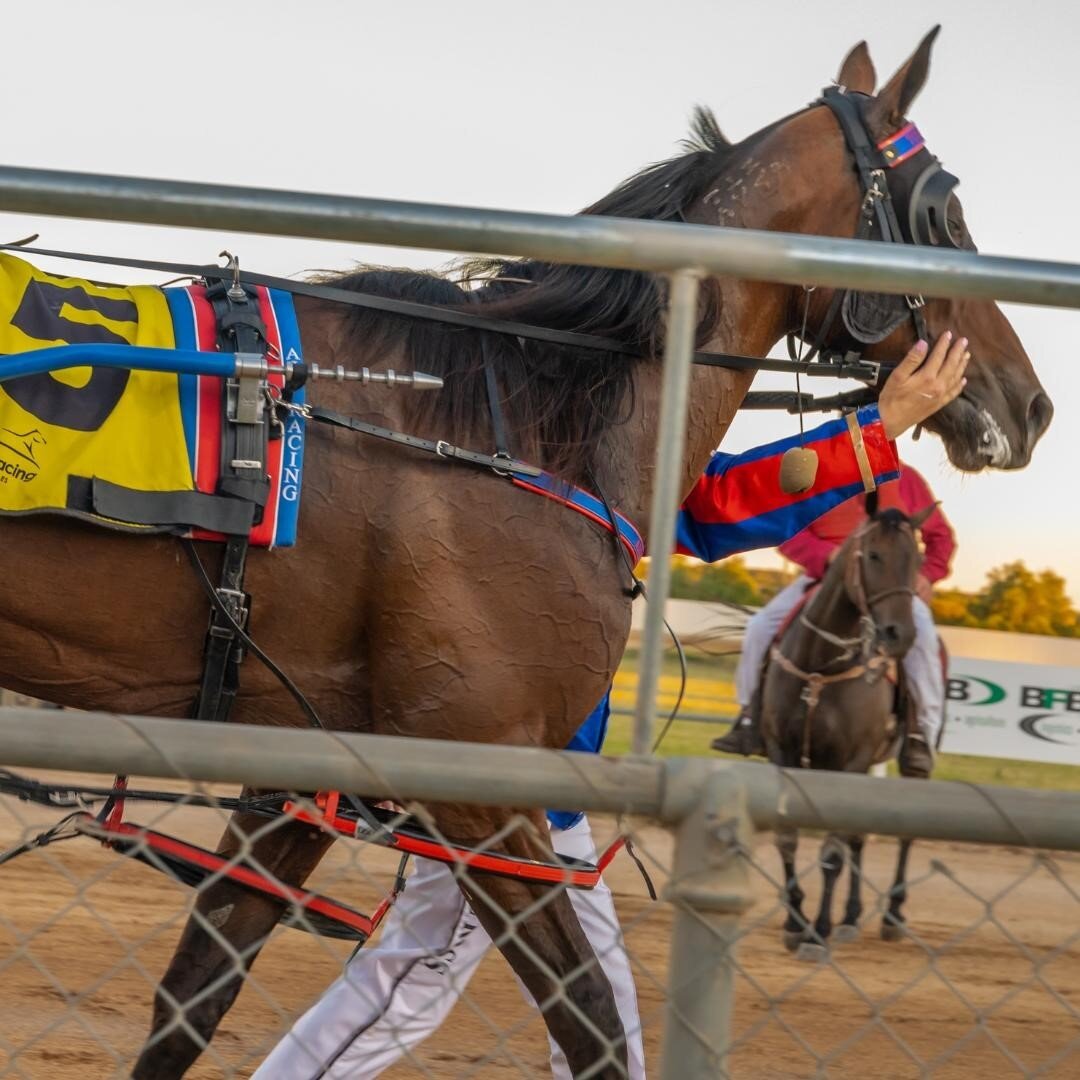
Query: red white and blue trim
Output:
[[878, 122, 926, 168], [511, 470, 646, 566], [164, 284, 306, 548]]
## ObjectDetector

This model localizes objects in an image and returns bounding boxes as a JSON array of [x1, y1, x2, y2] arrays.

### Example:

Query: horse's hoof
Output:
[[796, 942, 829, 963], [782, 930, 803, 952], [880, 920, 905, 943], [833, 923, 860, 944]]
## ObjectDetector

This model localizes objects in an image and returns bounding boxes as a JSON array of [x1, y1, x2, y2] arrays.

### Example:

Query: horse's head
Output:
[[687, 27, 1051, 471], [839, 32, 1051, 470], [838, 495, 932, 657]]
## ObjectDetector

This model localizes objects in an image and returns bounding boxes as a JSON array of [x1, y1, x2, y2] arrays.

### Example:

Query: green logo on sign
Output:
[[946, 675, 1006, 706]]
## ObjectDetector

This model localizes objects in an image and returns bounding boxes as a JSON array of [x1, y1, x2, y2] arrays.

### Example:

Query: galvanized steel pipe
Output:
[[633, 270, 701, 755], [0, 711, 1079, 850], [3, 166, 1080, 306]]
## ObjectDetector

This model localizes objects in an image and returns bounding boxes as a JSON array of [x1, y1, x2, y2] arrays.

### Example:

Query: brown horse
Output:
[[758, 499, 933, 960], [0, 30, 1050, 1077]]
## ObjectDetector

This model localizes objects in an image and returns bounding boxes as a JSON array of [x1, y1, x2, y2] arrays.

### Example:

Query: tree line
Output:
[[660, 557, 1080, 638]]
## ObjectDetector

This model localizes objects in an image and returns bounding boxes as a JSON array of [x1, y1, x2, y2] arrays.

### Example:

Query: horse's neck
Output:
[[598, 280, 790, 531], [787, 568, 863, 672]]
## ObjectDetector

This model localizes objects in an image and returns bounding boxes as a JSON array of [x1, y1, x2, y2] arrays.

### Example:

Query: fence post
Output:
[[633, 267, 702, 755], [660, 766, 754, 1079]]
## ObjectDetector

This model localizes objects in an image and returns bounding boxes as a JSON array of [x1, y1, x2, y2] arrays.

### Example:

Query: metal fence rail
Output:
[[4, 165, 1080, 307], [3, 710, 1080, 851]]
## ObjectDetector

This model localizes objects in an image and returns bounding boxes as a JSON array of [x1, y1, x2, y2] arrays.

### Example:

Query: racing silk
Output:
[[548, 404, 899, 827]]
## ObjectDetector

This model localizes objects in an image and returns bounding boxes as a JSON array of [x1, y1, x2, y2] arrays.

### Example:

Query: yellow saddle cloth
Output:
[[0, 253, 193, 514]]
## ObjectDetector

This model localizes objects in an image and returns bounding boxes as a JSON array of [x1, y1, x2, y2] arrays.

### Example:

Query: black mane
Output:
[[328, 108, 737, 482]]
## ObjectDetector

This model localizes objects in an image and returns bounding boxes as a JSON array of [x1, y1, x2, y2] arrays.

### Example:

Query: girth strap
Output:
[[193, 535, 250, 722]]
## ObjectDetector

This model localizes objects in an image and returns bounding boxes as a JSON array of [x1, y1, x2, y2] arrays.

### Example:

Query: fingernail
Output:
[[963, 351, 971, 362], [959, 337, 969, 349], [961, 377, 968, 386], [914, 339, 928, 353], [943, 330, 953, 341]]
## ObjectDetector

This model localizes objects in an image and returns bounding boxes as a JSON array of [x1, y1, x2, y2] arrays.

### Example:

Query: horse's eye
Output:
[[867, 550, 883, 564]]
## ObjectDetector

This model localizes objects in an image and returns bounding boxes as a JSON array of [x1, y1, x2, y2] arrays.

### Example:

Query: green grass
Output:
[[603, 713, 1080, 790], [611, 647, 1080, 791]]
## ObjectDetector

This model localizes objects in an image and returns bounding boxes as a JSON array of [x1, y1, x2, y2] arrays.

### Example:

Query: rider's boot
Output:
[[898, 709, 934, 779], [711, 708, 766, 757]]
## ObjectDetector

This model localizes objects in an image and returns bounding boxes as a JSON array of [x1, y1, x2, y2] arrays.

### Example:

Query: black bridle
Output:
[[788, 86, 966, 385]]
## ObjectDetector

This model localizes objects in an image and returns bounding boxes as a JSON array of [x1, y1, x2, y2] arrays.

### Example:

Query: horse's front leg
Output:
[[796, 833, 846, 962], [882, 837, 915, 941], [834, 834, 866, 943], [133, 809, 336, 1080], [776, 826, 809, 953]]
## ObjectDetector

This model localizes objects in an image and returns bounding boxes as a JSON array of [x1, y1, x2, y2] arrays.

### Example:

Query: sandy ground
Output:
[[0, 773, 1078, 1079]]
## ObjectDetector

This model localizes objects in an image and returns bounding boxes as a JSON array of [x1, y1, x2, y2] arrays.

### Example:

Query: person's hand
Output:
[[878, 332, 970, 440], [915, 573, 933, 605]]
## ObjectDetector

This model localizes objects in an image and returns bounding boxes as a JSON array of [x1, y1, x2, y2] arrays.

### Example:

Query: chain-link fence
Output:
[[1, 709, 1079, 1079]]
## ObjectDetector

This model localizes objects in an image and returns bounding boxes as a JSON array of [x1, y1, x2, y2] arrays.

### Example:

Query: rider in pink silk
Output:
[[715, 460, 956, 775]]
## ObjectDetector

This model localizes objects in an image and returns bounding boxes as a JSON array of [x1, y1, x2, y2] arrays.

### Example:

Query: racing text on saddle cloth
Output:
[[941, 657, 1080, 766], [0, 253, 306, 548]]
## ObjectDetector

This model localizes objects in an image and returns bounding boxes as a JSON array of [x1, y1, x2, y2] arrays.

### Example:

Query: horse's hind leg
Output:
[[776, 826, 808, 953], [132, 810, 336, 1080], [834, 834, 865, 943], [796, 833, 846, 962], [882, 837, 915, 942], [453, 809, 628, 1079]]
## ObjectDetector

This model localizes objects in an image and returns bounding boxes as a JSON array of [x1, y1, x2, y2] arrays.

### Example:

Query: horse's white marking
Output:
[[205, 904, 235, 930], [978, 409, 1012, 467]]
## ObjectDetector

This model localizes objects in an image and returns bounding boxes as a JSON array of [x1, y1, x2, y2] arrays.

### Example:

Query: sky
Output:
[[2, 1, 1078, 597]]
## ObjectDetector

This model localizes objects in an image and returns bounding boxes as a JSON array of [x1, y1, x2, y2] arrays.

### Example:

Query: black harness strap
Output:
[[191, 275, 271, 724], [304, 404, 541, 477], [0, 242, 885, 386]]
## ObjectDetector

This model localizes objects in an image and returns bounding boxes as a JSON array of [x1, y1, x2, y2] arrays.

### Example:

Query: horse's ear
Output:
[[867, 25, 940, 132], [865, 490, 879, 518], [910, 501, 939, 529], [836, 41, 876, 95]]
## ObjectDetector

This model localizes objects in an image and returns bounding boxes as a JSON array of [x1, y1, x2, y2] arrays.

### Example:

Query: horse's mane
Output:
[[326, 107, 738, 483]]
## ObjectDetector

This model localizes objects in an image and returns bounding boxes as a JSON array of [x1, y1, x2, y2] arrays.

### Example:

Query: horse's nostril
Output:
[[1027, 391, 1054, 442], [882, 624, 902, 644]]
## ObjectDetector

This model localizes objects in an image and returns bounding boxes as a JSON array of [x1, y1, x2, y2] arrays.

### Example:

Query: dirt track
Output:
[[1, 776, 1078, 1078]]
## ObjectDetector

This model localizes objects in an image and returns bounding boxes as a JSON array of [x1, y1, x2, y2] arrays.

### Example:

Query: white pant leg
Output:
[[253, 853, 487, 1079], [902, 596, 944, 747], [735, 575, 813, 707], [253, 817, 644, 1079], [537, 818, 646, 1080]]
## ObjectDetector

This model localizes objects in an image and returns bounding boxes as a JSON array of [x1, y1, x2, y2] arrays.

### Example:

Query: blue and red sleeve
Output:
[[675, 405, 899, 563]]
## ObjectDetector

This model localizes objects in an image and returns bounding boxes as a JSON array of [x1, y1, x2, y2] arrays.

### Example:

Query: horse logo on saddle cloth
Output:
[[0, 252, 305, 547]]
